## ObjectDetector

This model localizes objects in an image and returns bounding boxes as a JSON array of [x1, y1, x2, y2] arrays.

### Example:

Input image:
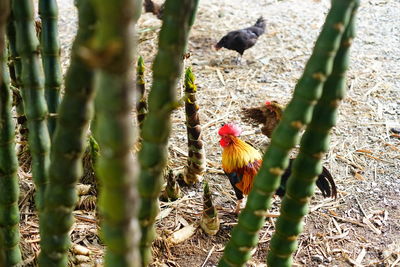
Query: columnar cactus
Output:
[[38, 0, 63, 138], [267, 3, 359, 266], [11, 0, 50, 211], [137, 0, 199, 265], [0, 39, 22, 266], [90, 0, 142, 265], [38, 0, 97, 265]]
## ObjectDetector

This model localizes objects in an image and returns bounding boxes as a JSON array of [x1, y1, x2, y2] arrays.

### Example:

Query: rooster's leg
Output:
[[234, 199, 242, 214], [234, 197, 247, 214]]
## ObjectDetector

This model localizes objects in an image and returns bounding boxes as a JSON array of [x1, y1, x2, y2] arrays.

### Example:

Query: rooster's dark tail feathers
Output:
[[316, 166, 337, 199]]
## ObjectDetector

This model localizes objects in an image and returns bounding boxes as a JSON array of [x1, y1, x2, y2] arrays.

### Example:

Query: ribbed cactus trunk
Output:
[[0, 1, 8, 54], [38, 0, 97, 265], [11, 0, 50, 211], [0, 35, 22, 267], [181, 67, 205, 185], [38, 0, 62, 138], [218, 1, 357, 266], [267, 4, 359, 266], [90, 0, 142, 265], [138, 0, 199, 265], [6, 17, 28, 153], [136, 55, 148, 129]]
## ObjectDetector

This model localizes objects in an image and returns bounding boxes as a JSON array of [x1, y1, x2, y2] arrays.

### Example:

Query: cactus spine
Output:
[[181, 67, 205, 185], [0, 44, 22, 266], [38, 0, 62, 138], [138, 0, 199, 265], [90, 0, 142, 265], [38, 0, 97, 265], [267, 3, 359, 266], [11, 0, 50, 211], [218, 1, 357, 266]]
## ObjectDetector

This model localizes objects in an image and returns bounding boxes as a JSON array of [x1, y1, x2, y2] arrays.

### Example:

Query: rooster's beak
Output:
[[214, 44, 221, 51]]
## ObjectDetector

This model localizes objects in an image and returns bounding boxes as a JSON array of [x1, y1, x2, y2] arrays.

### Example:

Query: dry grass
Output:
[[19, 0, 400, 266]]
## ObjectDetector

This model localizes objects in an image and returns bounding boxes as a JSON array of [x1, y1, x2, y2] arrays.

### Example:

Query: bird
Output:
[[144, 0, 164, 19], [242, 100, 284, 138], [218, 123, 337, 214], [215, 17, 266, 63]]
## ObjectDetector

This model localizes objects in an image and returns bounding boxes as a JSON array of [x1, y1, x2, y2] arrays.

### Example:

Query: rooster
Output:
[[242, 100, 284, 138], [219, 123, 337, 214], [215, 17, 266, 63]]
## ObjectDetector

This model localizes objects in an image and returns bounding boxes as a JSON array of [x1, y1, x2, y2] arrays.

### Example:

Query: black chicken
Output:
[[144, 0, 164, 19], [215, 17, 266, 62]]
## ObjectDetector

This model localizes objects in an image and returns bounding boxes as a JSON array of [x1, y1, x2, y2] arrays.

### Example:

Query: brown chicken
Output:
[[242, 100, 284, 138], [144, 0, 164, 19]]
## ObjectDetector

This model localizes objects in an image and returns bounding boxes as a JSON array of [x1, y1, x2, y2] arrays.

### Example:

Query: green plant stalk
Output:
[[182, 67, 205, 185], [218, 1, 356, 266], [267, 5, 358, 266], [136, 55, 148, 129], [0, 47, 22, 267], [6, 20, 21, 87], [7, 18, 28, 147], [38, 0, 62, 138], [138, 0, 199, 265], [90, 0, 142, 265], [12, 0, 50, 211], [38, 0, 97, 265], [0, 0, 9, 57], [200, 181, 220, 235]]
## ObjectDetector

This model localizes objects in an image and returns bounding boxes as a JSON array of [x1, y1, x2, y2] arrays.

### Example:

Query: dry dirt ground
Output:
[[21, 0, 399, 266]]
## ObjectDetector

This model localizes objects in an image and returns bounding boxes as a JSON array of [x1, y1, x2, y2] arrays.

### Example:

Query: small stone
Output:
[[390, 128, 400, 134], [311, 255, 324, 263], [74, 255, 90, 263], [72, 244, 90, 256]]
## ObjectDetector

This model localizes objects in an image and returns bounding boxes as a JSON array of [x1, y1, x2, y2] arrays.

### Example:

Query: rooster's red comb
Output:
[[218, 123, 242, 136], [265, 101, 271, 106]]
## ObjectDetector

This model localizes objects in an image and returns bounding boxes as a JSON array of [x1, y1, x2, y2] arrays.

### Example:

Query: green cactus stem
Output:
[[138, 0, 199, 265], [136, 55, 148, 129], [200, 181, 220, 235], [12, 0, 51, 211], [0, 46, 22, 267], [181, 67, 205, 185], [38, 0, 63, 138], [89, 0, 142, 265], [38, 0, 97, 265], [218, 1, 357, 266], [267, 4, 359, 267], [0, 1, 9, 55], [7, 18, 28, 153]]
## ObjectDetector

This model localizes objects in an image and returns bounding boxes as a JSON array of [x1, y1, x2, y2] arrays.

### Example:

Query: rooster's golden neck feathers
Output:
[[219, 124, 262, 173]]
